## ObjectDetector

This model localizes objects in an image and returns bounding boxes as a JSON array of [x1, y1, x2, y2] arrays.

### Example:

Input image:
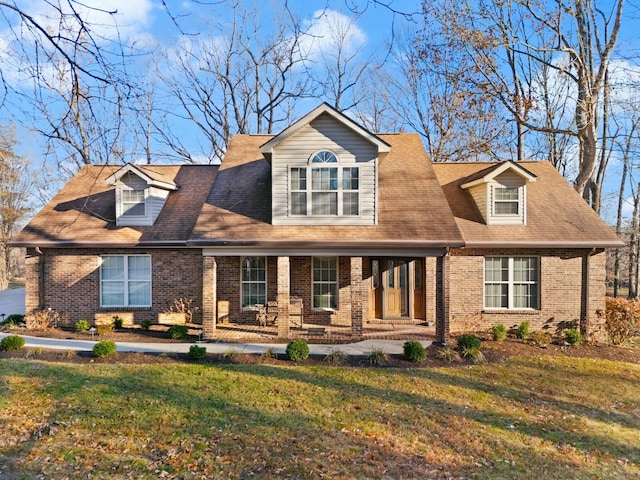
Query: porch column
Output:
[[435, 252, 450, 345], [202, 256, 217, 339], [277, 256, 290, 339], [350, 256, 365, 338]]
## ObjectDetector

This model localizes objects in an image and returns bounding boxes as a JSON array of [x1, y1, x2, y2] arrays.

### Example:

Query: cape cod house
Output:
[[11, 103, 623, 342]]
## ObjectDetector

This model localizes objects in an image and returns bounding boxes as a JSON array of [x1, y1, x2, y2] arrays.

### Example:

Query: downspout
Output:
[[436, 247, 450, 345], [581, 248, 596, 338]]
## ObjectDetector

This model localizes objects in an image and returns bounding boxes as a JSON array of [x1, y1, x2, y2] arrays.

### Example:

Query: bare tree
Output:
[[0, 124, 31, 290]]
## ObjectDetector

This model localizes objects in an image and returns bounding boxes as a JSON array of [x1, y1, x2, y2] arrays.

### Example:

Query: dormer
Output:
[[260, 103, 391, 226], [461, 161, 536, 226], [106, 164, 179, 227]]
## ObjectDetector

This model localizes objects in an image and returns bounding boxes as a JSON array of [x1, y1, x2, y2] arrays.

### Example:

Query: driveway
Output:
[[0, 288, 26, 317]]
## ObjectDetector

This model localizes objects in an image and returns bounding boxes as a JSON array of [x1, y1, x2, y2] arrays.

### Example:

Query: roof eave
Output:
[[462, 240, 624, 249]]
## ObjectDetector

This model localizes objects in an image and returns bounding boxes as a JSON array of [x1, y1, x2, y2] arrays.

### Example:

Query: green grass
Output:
[[0, 355, 639, 479]]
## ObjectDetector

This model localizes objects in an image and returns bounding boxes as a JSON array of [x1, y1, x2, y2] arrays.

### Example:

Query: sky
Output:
[[0, 0, 639, 223]]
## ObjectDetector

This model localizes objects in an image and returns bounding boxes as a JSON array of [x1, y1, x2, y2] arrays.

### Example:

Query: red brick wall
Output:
[[446, 248, 607, 338], [30, 248, 203, 326]]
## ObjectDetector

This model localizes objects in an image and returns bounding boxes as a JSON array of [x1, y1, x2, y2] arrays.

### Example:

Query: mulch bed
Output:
[[2, 326, 640, 368]]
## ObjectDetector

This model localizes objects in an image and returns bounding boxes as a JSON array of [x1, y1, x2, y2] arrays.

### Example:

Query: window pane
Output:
[[290, 168, 306, 190], [485, 257, 508, 282], [495, 187, 518, 200], [241, 257, 266, 308], [101, 256, 124, 281], [343, 192, 359, 215], [342, 167, 359, 190], [313, 284, 337, 309], [485, 284, 508, 308], [311, 151, 337, 163], [129, 281, 151, 306], [514, 257, 536, 282], [128, 256, 151, 281], [291, 192, 307, 215], [122, 190, 145, 216], [313, 257, 338, 309], [312, 168, 338, 190], [312, 192, 338, 215], [494, 187, 519, 215], [495, 202, 519, 215], [102, 282, 124, 306]]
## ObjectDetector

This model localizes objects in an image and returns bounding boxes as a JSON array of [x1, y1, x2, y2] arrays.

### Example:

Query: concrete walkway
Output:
[[0, 332, 431, 356]]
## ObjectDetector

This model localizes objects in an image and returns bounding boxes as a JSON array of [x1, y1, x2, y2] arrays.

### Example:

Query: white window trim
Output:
[[492, 185, 520, 217], [312, 256, 339, 310], [120, 187, 148, 218], [240, 256, 267, 310], [100, 254, 152, 308], [483, 256, 539, 310], [289, 165, 360, 218]]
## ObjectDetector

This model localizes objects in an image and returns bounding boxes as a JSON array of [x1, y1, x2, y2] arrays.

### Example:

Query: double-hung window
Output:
[[122, 189, 146, 216], [100, 255, 151, 307], [493, 186, 519, 215], [290, 151, 359, 217], [241, 257, 267, 309], [484, 257, 538, 309], [313, 257, 338, 309]]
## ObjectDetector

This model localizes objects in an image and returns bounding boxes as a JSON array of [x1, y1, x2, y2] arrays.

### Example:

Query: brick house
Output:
[[11, 103, 622, 342]]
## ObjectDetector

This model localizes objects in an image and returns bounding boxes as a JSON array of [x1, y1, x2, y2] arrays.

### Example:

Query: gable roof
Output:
[[11, 165, 218, 247], [259, 103, 391, 157], [105, 163, 180, 191], [189, 132, 463, 253], [433, 161, 623, 248], [460, 161, 536, 189]]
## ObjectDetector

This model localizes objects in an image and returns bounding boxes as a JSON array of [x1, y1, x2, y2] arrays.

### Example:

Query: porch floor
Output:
[[208, 318, 436, 343]]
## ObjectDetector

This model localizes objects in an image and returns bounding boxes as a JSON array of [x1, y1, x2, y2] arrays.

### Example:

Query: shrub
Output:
[[112, 316, 124, 330], [564, 328, 582, 346], [531, 330, 552, 347], [437, 346, 461, 363], [75, 319, 91, 332], [324, 348, 346, 365], [492, 324, 507, 342], [97, 323, 114, 336], [25, 308, 59, 330], [167, 325, 189, 339], [261, 347, 277, 359], [92, 340, 117, 358], [403, 341, 427, 362], [188, 345, 207, 360], [140, 320, 151, 331], [368, 347, 388, 366], [605, 297, 640, 345], [1, 335, 25, 351], [515, 321, 530, 339], [4, 314, 24, 324], [461, 346, 486, 364], [457, 334, 481, 350], [286, 339, 309, 362]]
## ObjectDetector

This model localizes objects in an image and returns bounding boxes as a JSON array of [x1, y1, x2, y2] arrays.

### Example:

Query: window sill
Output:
[[99, 306, 152, 310], [482, 309, 539, 315]]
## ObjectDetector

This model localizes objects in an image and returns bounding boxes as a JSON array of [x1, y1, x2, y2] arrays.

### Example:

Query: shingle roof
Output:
[[189, 133, 464, 249], [11, 165, 218, 247], [432, 161, 623, 248]]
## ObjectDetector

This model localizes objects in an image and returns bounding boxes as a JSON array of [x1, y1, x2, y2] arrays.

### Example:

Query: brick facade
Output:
[[26, 248, 203, 326], [445, 248, 607, 341]]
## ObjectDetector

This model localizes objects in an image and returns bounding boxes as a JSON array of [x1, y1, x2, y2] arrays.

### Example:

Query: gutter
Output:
[[462, 240, 625, 249]]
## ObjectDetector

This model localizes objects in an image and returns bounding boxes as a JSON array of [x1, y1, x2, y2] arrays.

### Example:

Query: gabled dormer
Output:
[[106, 164, 179, 227], [461, 161, 536, 226], [261, 103, 391, 226]]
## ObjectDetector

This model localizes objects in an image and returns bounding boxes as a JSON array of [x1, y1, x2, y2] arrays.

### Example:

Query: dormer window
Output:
[[289, 150, 359, 217], [121, 189, 146, 216], [493, 186, 519, 216]]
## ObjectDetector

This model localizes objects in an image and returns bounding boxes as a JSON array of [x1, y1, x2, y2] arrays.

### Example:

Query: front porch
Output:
[[201, 253, 447, 342]]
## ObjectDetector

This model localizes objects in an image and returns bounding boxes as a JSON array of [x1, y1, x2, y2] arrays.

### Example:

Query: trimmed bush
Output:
[[564, 328, 582, 345], [92, 340, 117, 358], [75, 319, 91, 332], [492, 324, 507, 342], [167, 325, 189, 339], [457, 334, 481, 350], [403, 341, 427, 362], [188, 345, 207, 360], [515, 321, 530, 339], [605, 297, 640, 345], [97, 323, 113, 336], [286, 339, 309, 362], [1, 335, 25, 351], [112, 316, 124, 330], [140, 320, 151, 331]]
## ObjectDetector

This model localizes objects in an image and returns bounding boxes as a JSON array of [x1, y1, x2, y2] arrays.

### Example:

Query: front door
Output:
[[384, 259, 408, 318]]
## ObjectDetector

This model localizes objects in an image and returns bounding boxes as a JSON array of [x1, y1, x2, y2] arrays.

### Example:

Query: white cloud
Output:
[[299, 9, 367, 63]]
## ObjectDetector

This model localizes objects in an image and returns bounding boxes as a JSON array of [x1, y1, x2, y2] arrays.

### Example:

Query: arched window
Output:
[[290, 150, 359, 217]]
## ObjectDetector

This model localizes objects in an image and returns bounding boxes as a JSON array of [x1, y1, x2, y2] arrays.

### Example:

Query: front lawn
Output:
[[1, 354, 639, 479]]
